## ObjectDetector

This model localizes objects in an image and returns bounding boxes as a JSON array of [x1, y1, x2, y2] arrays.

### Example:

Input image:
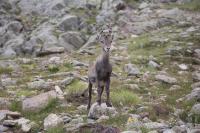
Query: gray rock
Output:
[[192, 71, 200, 81], [155, 74, 177, 84], [185, 88, 200, 101], [65, 117, 84, 132], [169, 85, 181, 91], [37, 47, 65, 56], [17, 118, 32, 132], [59, 77, 74, 87], [163, 129, 175, 133], [148, 60, 160, 69], [178, 64, 188, 70], [71, 60, 88, 67], [44, 113, 64, 129], [58, 32, 86, 50], [18, 0, 65, 16], [172, 126, 187, 133], [0, 98, 11, 109], [144, 122, 169, 130], [192, 82, 200, 89], [0, 125, 8, 132], [194, 49, 200, 59], [3, 120, 17, 127], [157, 8, 184, 20], [80, 34, 98, 49], [48, 56, 63, 65], [62, 115, 72, 124], [0, 113, 6, 122], [7, 21, 23, 34], [1, 78, 16, 87], [88, 102, 118, 119], [121, 131, 139, 133], [124, 63, 140, 76], [27, 79, 53, 90], [58, 15, 79, 31], [139, 2, 149, 9], [190, 103, 200, 115], [190, 129, 200, 133], [22, 90, 57, 112]]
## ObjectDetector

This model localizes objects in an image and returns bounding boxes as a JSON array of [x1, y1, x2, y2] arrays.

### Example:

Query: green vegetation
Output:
[[111, 89, 141, 107], [65, 80, 87, 95], [166, 0, 200, 11], [16, 89, 36, 97], [0, 67, 13, 74], [47, 125, 65, 133], [48, 65, 60, 73]]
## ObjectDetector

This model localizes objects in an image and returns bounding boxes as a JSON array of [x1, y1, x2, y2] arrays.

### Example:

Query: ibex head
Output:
[[96, 24, 114, 53]]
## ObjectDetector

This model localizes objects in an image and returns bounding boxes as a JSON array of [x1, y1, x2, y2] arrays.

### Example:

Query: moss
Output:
[[111, 89, 141, 107], [0, 67, 13, 74]]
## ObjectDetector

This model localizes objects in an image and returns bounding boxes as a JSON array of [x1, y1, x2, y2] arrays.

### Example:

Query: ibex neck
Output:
[[101, 49, 110, 64]]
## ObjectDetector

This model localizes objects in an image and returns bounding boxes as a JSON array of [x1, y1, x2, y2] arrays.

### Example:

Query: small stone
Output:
[[49, 57, 63, 65], [178, 64, 188, 70], [169, 85, 181, 91], [97, 115, 109, 122], [144, 122, 168, 130], [190, 103, 200, 115], [0, 125, 8, 132], [192, 71, 200, 82], [148, 60, 160, 69], [44, 114, 64, 129]]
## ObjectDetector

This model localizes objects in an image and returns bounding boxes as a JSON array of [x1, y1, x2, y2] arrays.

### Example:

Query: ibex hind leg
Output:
[[87, 81, 93, 110]]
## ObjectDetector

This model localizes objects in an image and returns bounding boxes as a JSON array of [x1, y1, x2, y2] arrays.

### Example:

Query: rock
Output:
[[17, 118, 32, 132], [71, 60, 88, 67], [48, 57, 63, 65], [65, 117, 84, 132], [0, 98, 11, 109], [44, 113, 64, 129], [0, 113, 6, 122], [148, 60, 160, 69], [37, 47, 65, 56], [121, 131, 138, 133], [0, 125, 8, 132], [124, 64, 140, 76], [77, 105, 87, 112], [192, 71, 200, 81], [22, 90, 57, 112], [185, 88, 200, 101], [88, 102, 118, 119], [59, 77, 74, 87], [157, 8, 184, 20], [163, 129, 175, 133], [62, 115, 72, 124], [126, 114, 143, 130], [27, 79, 53, 90], [58, 15, 79, 31], [64, 0, 101, 9], [58, 32, 86, 51], [1, 78, 16, 87], [139, 2, 149, 9], [144, 122, 169, 130], [190, 103, 200, 115], [172, 126, 187, 133], [194, 49, 200, 59], [178, 64, 188, 70], [190, 129, 200, 133], [169, 85, 181, 91], [18, 0, 65, 16], [155, 74, 177, 84], [3, 120, 17, 127], [97, 115, 109, 122], [7, 21, 23, 34], [80, 34, 97, 49], [192, 82, 200, 89]]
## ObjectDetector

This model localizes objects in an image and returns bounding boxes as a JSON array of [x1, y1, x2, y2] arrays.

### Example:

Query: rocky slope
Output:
[[0, 0, 200, 132]]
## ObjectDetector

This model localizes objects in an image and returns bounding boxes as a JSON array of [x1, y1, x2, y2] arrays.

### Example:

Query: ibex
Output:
[[87, 25, 114, 110]]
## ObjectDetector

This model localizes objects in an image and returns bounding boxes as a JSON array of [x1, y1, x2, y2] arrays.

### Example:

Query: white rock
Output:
[[44, 114, 64, 129], [178, 64, 188, 70]]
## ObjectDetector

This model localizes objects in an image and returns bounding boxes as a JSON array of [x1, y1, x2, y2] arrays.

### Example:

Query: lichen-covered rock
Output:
[[58, 15, 79, 31]]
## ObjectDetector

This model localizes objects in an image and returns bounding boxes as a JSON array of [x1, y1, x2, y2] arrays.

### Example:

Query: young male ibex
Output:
[[87, 25, 114, 110]]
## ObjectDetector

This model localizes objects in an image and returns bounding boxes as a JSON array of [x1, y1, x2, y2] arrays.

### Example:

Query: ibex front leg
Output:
[[105, 77, 112, 107], [97, 81, 104, 106], [87, 81, 93, 110]]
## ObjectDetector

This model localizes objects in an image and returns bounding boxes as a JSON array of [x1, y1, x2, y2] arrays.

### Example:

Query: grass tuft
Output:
[[65, 80, 87, 95], [0, 67, 13, 74]]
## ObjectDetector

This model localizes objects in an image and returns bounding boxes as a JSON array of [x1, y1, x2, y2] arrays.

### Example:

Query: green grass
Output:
[[102, 114, 129, 130], [65, 80, 87, 95], [166, 0, 200, 11], [0, 67, 13, 74], [46, 125, 65, 133], [111, 89, 141, 107], [16, 89, 36, 97], [48, 65, 60, 73]]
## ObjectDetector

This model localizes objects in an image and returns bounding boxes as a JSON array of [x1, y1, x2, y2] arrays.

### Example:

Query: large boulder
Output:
[[22, 90, 57, 112], [44, 113, 64, 129], [88, 102, 118, 119], [58, 31, 86, 51], [58, 15, 79, 31]]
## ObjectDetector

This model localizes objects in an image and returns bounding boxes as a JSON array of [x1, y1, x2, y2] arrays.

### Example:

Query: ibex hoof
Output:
[[106, 102, 112, 107]]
